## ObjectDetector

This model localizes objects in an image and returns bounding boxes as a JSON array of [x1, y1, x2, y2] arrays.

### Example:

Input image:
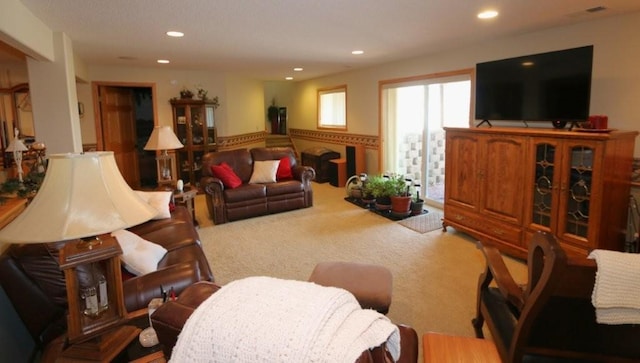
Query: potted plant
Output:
[[180, 87, 194, 99], [389, 175, 412, 216], [410, 182, 424, 216], [363, 175, 393, 211]]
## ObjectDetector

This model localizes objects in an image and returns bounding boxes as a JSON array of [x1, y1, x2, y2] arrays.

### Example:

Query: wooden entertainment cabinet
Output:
[[443, 127, 638, 258]]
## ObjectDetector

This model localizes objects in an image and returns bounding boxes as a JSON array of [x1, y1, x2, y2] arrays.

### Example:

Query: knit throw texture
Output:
[[170, 276, 400, 362], [588, 249, 640, 324]]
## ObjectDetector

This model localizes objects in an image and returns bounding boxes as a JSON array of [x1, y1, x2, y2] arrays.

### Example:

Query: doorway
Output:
[[381, 70, 472, 208], [92, 82, 158, 189]]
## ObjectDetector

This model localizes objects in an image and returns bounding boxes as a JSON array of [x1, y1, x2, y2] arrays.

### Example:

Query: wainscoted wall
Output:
[[289, 128, 379, 149], [217, 131, 267, 150], [289, 128, 380, 174], [212, 128, 382, 173]]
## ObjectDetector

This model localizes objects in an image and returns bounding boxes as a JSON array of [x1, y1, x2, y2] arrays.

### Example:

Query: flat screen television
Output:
[[475, 45, 593, 127]]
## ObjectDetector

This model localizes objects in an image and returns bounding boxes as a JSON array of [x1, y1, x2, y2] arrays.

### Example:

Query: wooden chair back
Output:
[[474, 231, 640, 362]]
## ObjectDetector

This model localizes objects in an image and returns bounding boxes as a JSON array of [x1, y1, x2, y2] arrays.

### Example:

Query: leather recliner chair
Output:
[[152, 281, 419, 363]]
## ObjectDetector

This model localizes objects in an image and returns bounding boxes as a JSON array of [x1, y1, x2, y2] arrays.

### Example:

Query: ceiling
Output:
[[6, 0, 640, 81]]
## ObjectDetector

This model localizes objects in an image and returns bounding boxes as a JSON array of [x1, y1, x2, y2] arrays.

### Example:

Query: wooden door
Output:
[[98, 86, 140, 188], [480, 134, 527, 225], [444, 131, 482, 212]]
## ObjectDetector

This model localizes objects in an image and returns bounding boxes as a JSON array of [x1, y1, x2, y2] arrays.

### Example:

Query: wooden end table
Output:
[[173, 189, 198, 226], [422, 332, 500, 362]]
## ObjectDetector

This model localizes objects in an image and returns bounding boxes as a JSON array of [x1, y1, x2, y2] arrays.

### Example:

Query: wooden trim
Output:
[[217, 131, 267, 149], [378, 68, 474, 87], [317, 84, 348, 131], [289, 128, 378, 148], [91, 81, 157, 151]]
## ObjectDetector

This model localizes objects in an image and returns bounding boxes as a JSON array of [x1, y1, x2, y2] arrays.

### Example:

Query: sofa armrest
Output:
[[200, 176, 226, 224], [122, 261, 205, 312]]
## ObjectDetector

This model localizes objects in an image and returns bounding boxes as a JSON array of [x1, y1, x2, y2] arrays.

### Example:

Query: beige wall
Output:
[[290, 11, 640, 173], [3, 8, 640, 163]]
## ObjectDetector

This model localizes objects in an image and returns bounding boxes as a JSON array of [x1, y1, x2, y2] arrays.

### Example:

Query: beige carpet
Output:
[[398, 211, 445, 234], [193, 182, 526, 357]]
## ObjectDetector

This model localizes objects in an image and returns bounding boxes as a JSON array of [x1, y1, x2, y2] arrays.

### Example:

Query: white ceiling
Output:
[[8, 0, 640, 81]]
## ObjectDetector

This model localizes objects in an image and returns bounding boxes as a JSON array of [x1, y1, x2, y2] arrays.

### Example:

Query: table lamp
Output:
[[0, 152, 158, 358], [144, 125, 183, 186], [5, 128, 28, 182]]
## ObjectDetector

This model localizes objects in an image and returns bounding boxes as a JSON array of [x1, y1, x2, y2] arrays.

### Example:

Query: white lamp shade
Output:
[[0, 152, 157, 243], [144, 126, 183, 151]]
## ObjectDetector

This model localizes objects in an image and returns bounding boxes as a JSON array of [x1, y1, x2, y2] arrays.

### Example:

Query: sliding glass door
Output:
[[381, 71, 471, 208]]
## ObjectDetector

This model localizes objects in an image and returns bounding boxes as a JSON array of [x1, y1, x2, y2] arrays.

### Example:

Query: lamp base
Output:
[[59, 325, 141, 362], [77, 236, 103, 250]]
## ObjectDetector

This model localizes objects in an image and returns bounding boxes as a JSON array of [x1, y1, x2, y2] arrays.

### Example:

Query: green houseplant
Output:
[[363, 175, 393, 210], [389, 175, 412, 215]]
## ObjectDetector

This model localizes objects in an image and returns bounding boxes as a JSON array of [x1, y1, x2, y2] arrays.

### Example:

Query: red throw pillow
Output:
[[276, 156, 293, 181], [211, 162, 242, 189]]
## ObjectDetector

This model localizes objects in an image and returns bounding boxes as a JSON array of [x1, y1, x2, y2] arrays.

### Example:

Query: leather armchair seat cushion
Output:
[[266, 180, 304, 196], [224, 184, 266, 202]]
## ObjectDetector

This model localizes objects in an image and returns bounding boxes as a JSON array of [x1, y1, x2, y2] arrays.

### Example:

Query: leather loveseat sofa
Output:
[[200, 147, 315, 224], [0, 205, 213, 352]]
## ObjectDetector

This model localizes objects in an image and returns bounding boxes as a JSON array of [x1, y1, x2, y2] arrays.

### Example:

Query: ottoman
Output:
[[308, 261, 393, 314]]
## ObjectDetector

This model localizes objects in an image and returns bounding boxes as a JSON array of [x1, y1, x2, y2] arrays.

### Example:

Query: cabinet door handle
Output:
[[492, 229, 505, 236], [455, 214, 464, 221]]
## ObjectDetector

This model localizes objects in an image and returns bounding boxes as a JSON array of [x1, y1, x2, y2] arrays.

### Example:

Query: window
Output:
[[381, 69, 472, 206], [318, 85, 346, 130]]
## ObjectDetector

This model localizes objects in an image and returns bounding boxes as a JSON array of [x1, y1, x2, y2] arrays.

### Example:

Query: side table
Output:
[[173, 189, 198, 226]]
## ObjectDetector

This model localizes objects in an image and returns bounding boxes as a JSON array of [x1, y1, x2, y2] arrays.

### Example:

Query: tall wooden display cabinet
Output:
[[443, 127, 637, 258], [170, 99, 218, 190]]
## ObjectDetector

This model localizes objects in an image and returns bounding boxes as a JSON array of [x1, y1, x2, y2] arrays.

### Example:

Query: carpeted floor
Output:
[[193, 182, 526, 359]]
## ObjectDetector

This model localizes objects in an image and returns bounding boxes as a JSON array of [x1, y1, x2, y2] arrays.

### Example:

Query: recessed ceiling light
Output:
[[477, 10, 498, 19], [352, 50, 364, 55], [157, 59, 170, 64], [285, 77, 293, 80], [166, 31, 184, 37], [293, 67, 303, 72], [521, 61, 534, 67]]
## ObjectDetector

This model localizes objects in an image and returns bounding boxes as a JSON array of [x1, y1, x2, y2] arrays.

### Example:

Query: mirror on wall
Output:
[[1, 83, 35, 168]]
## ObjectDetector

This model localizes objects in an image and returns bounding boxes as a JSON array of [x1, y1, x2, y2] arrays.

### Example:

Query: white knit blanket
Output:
[[170, 276, 400, 363], [588, 249, 640, 324]]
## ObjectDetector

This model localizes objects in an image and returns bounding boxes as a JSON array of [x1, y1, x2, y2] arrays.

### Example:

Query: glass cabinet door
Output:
[[205, 105, 216, 148], [531, 143, 555, 228], [175, 106, 188, 145], [565, 146, 593, 238], [178, 150, 190, 183], [190, 106, 204, 146]]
